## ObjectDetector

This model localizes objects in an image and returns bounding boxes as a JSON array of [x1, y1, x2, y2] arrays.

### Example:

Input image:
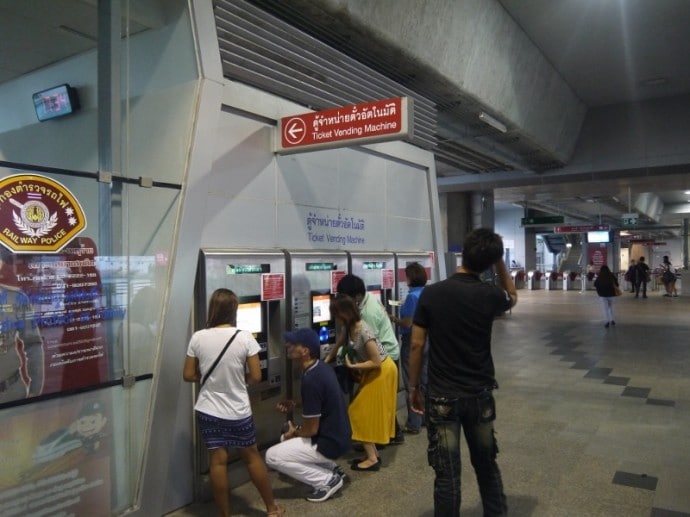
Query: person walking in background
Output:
[[635, 257, 650, 298], [328, 294, 397, 472], [334, 274, 404, 444], [409, 228, 517, 517], [594, 265, 619, 328], [265, 329, 351, 503], [661, 256, 678, 297], [183, 288, 283, 517], [390, 262, 428, 435], [625, 260, 636, 293]]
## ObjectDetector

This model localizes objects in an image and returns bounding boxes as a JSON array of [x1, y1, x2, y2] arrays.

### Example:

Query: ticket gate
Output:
[[511, 270, 525, 289], [527, 271, 542, 290], [545, 271, 562, 290], [563, 271, 579, 290]]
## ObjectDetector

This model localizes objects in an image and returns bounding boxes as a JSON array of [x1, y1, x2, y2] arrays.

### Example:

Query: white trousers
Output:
[[265, 437, 338, 489], [600, 296, 615, 322]]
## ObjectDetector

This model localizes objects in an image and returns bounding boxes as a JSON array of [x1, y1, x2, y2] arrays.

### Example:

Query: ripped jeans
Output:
[[426, 392, 507, 516]]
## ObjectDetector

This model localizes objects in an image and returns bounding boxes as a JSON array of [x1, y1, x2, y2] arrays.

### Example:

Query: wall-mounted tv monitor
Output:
[[312, 294, 332, 324], [237, 301, 263, 334], [587, 231, 610, 243]]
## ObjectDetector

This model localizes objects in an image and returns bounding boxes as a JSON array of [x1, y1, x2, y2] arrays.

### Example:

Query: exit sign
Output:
[[521, 216, 564, 226], [622, 213, 638, 225]]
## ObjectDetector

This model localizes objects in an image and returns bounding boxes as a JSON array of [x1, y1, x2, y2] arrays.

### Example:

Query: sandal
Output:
[[350, 455, 382, 465], [267, 505, 286, 516]]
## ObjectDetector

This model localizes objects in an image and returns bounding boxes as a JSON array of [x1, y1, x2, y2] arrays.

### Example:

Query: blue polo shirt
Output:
[[400, 286, 424, 336], [301, 360, 352, 459]]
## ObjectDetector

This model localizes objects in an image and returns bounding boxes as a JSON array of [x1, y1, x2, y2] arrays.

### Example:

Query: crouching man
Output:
[[265, 329, 352, 503]]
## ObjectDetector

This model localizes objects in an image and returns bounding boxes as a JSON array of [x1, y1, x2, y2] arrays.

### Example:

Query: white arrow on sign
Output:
[[284, 117, 307, 145]]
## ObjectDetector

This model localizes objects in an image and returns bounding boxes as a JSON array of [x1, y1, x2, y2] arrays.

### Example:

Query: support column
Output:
[[683, 218, 690, 270], [471, 190, 495, 230], [446, 192, 472, 251], [524, 227, 537, 270]]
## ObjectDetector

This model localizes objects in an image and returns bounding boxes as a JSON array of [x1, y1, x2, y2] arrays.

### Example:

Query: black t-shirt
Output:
[[301, 360, 352, 459], [413, 273, 511, 398]]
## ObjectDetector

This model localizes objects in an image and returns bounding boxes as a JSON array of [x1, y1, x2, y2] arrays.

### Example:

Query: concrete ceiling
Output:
[[243, 0, 690, 240], [478, 0, 690, 235], [0, 0, 168, 84], [498, 0, 690, 107], [2, 0, 689, 240]]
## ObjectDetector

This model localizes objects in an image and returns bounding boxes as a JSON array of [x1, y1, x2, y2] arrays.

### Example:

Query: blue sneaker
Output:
[[332, 464, 346, 479], [306, 474, 344, 502]]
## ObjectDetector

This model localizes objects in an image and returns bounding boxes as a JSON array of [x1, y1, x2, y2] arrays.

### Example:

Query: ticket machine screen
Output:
[[237, 301, 263, 334], [311, 292, 335, 347], [312, 293, 332, 324]]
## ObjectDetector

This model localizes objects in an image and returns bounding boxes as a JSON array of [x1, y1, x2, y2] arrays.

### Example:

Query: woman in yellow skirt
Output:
[[329, 295, 398, 471]]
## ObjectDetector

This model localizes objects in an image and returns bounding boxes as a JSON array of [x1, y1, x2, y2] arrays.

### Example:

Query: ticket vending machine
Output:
[[349, 252, 397, 310], [286, 251, 349, 362], [285, 251, 348, 406], [195, 250, 288, 494]]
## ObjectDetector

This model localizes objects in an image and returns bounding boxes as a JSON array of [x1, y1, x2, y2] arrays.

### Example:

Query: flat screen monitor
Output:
[[587, 231, 610, 243], [237, 301, 263, 334], [312, 293, 332, 324]]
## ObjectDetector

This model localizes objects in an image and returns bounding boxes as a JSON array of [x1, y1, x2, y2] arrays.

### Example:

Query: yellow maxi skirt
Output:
[[348, 356, 398, 445]]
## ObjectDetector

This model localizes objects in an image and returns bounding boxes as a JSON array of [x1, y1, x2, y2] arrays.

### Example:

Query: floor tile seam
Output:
[[543, 334, 678, 408], [504, 309, 681, 411]]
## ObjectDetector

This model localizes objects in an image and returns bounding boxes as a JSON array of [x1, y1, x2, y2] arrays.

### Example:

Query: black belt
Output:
[[0, 370, 20, 393]]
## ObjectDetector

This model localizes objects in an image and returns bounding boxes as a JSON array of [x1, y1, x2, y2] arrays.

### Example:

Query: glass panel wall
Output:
[[0, 1, 198, 514]]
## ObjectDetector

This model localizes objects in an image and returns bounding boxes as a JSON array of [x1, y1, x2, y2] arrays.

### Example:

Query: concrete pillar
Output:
[[524, 227, 537, 270], [446, 192, 472, 252], [471, 190, 495, 230], [683, 218, 690, 271]]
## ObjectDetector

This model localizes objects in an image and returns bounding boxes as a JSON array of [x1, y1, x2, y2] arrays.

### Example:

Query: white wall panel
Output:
[[208, 89, 440, 255], [276, 151, 340, 208], [211, 119, 275, 200], [336, 151, 388, 214], [387, 162, 430, 219], [203, 194, 277, 248], [386, 216, 434, 250]]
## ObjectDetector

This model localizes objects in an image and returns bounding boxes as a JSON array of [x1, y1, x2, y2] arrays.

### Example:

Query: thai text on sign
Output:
[[277, 97, 413, 153]]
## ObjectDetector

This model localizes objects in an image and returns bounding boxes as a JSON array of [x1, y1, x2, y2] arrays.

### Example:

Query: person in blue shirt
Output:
[[391, 262, 428, 434]]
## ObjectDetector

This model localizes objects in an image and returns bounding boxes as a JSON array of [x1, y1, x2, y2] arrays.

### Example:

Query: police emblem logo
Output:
[[0, 174, 87, 253], [10, 196, 58, 238]]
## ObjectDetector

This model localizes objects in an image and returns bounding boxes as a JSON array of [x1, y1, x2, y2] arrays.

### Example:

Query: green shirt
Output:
[[358, 292, 399, 360]]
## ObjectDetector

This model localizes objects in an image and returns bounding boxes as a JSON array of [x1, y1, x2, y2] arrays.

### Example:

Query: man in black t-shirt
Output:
[[409, 229, 517, 517], [265, 329, 351, 503]]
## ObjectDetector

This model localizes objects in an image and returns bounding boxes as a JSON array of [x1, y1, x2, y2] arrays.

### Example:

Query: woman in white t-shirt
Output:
[[183, 288, 283, 517]]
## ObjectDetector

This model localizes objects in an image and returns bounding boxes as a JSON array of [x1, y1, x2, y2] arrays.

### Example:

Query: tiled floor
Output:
[[166, 287, 690, 517]]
